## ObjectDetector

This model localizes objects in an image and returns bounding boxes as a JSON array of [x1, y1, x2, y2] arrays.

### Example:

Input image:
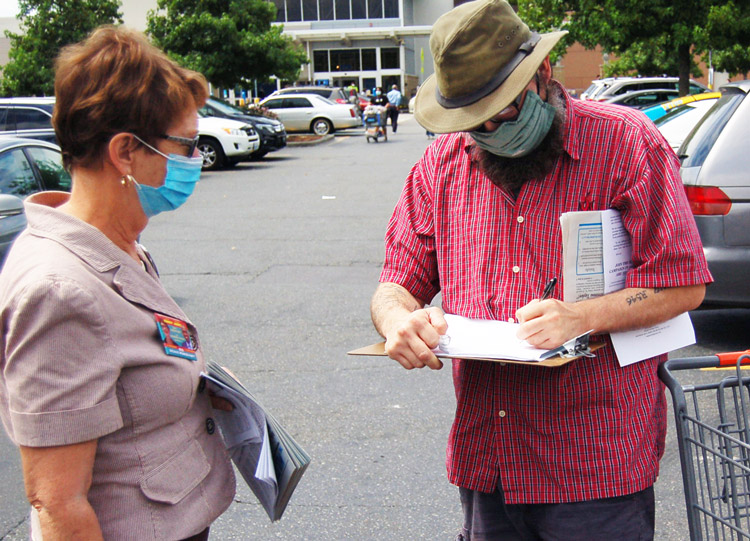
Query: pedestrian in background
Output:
[[370, 0, 712, 539], [386, 84, 402, 133], [0, 26, 235, 540], [371, 86, 389, 107]]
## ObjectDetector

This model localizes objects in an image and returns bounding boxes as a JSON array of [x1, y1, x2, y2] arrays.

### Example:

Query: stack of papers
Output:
[[202, 361, 311, 521], [433, 314, 553, 361]]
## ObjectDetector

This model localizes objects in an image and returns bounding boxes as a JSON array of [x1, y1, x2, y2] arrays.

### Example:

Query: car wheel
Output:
[[311, 118, 333, 136], [198, 138, 225, 171]]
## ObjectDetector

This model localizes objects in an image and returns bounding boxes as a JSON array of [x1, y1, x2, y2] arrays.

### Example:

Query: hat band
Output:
[[435, 32, 542, 109]]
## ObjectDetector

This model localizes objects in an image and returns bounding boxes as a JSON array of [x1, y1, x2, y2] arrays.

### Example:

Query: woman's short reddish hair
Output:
[[53, 25, 208, 169]]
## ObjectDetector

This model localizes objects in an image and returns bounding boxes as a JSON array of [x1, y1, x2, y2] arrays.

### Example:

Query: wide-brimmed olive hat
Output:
[[415, 0, 567, 134]]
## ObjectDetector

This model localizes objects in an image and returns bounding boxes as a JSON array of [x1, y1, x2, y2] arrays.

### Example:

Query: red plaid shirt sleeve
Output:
[[379, 86, 712, 504]]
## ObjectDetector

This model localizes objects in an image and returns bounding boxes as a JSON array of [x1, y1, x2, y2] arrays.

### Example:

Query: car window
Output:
[[284, 97, 313, 108], [0, 108, 8, 131], [207, 99, 246, 115], [263, 99, 284, 109], [680, 93, 743, 166], [15, 108, 52, 130], [26, 147, 71, 191], [689, 84, 705, 95], [0, 148, 41, 196]]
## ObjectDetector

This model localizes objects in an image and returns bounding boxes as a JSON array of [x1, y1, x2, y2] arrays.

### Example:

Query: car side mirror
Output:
[[0, 194, 25, 218]]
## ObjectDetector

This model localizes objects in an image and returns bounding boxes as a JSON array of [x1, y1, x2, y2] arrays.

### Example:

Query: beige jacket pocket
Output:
[[139, 439, 211, 505]]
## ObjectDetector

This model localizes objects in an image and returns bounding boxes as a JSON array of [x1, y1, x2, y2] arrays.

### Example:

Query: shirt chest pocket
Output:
[[139, 439, 211, 504]]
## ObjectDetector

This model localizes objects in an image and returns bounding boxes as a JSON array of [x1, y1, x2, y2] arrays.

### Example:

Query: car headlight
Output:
[[223, 127, 244, 136]]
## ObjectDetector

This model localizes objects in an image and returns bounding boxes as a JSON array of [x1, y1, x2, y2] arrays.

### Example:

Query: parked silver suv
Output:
[[582, 76, 708, 102], [678, 81, 750, 307], [0, 98, 57, 143]]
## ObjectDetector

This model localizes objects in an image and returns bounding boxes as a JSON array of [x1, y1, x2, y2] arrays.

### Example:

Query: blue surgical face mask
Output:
[[470, 90, 556, 158], [130, 135, 202, 217]]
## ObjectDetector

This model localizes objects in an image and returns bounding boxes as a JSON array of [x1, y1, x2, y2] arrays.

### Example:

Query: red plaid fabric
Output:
[[379, 85, 713, 504]]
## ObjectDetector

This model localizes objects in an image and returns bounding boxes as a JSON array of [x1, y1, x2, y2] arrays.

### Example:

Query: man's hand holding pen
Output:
[[516, 278, 588, 350]]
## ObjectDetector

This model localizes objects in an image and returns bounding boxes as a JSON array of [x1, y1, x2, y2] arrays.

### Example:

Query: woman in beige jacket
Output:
[[0, 26, 235, 540]]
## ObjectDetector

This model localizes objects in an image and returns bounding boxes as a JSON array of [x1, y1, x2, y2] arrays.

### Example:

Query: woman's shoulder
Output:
[[0, 232, 101, 306]]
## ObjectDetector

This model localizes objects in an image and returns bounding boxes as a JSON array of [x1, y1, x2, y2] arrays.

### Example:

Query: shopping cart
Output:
[[659, 351, 750, 540]]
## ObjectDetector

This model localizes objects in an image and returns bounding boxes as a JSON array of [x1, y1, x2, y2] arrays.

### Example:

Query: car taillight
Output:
[[684, 185, 732, 215], [349, 108, 355, 117], [336, 99, 347, 104]]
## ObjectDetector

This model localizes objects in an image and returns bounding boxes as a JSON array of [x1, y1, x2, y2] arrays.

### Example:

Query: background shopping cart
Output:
[[660, 352, 750, 540]]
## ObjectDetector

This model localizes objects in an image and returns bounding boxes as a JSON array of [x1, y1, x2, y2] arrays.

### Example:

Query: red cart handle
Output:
[[717, 350, 750, 367]]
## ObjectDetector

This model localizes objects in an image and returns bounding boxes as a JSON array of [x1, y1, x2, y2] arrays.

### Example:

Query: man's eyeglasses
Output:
[[160, 134, 200, 157]]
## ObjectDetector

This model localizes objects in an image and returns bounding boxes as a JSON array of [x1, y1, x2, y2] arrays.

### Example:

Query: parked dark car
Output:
[[0, 97, 57, 143], [678, 81, 750, 307], [199, 97, 286, 159], [0, 137, 71, 263]]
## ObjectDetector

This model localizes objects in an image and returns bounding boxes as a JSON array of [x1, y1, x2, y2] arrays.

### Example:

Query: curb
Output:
[[286, 134, 335, 146]]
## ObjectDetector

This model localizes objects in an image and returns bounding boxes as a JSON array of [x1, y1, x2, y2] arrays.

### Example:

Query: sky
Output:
[[0, 1, 19, 18]]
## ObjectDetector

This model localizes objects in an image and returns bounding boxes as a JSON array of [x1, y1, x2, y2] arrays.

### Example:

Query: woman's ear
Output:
[[107, 133, 138, 177]]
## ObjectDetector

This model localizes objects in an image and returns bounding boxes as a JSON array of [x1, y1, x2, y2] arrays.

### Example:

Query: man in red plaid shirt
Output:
[[370, 1, 713, 539]]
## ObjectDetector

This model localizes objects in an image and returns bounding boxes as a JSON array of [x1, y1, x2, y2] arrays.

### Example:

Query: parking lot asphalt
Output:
[[2, 114, 750, 540]]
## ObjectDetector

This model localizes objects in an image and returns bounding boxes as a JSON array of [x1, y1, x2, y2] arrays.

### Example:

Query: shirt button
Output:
[[517, 216, 524, 223], [512, 265, 520, 273], [507, 317, 515, 323], [498, 410, 507, 418], [206, 417, 216, 435]]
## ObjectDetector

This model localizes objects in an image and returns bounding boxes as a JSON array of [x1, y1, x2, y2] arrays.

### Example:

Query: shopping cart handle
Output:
[[717, 350, 750, 366]]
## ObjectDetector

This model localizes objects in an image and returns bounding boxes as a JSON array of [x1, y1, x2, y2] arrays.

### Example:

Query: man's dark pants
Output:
[[387, 106, 400, 133], [458, 482, 655, 541]]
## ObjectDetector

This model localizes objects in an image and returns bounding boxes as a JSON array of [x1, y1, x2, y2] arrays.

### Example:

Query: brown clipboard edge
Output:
[[347, 342, 605, 368]]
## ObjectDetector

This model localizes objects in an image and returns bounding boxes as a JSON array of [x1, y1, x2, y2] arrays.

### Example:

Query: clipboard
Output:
[[348, 337, 604, 368]]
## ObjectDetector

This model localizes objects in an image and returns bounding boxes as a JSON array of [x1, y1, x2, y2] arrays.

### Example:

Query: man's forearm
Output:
[[579, 284, 706, 334], [370, 282, 424, 338]]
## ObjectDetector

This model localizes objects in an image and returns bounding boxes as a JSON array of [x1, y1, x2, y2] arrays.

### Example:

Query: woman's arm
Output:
[[20, 439, 104, 541]]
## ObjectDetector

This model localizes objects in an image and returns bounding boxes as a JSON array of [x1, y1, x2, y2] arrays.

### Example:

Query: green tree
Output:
[[513, 0, 750, 96], [0, 0, 122, 96], [147, 0, 308, 89]]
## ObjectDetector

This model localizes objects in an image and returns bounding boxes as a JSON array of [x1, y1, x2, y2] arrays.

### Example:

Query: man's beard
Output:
[[474, 84, 566, 193]]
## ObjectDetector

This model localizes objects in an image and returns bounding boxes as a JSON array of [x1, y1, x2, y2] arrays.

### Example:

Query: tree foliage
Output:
[[512, 0, 750, 96], [0, 0, 122, 96], [147, 0, 309, 89]]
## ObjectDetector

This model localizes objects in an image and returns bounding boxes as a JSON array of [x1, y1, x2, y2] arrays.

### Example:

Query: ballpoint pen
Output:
[[541, 278, 557, 301]]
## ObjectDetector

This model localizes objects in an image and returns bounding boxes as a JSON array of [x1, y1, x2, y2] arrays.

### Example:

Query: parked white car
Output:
[[259, 93, 361, 135], [197, 116, 259, 171], [654, 97, 719, 151]]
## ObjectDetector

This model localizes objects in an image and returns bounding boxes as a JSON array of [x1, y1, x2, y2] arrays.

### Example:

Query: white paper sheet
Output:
[[433, 314, 551, 361], [610, 312, 696, 366]]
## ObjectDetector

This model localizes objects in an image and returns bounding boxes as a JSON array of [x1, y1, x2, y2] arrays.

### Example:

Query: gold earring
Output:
[[121, 174, 134, 186]]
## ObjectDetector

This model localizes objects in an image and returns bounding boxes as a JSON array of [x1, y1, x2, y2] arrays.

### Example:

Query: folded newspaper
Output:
[[201, 361, 311, 521]]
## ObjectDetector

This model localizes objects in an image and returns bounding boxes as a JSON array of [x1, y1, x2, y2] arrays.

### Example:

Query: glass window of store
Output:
[[330, 49, 361, 71], [313, 50, 330, 72], [273, 0, 398, 21], [381, 47, 399, 69], [368, 0, 382, 18], [302, 0, 317, 20], [384, 0, 397, 17], [319, 0, 334, 19], [334, 0, 350, 19], [351, 0, 366, 19], [361, 49, 377, 71]]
